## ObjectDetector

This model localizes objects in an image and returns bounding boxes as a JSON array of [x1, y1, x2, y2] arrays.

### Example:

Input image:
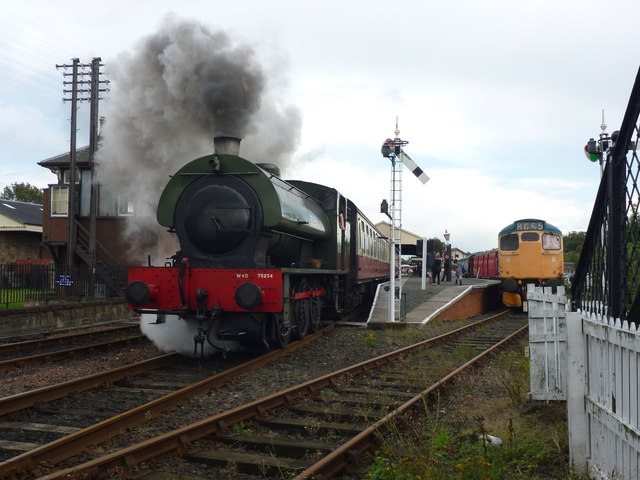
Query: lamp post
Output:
[[444, 229, 451, 282]]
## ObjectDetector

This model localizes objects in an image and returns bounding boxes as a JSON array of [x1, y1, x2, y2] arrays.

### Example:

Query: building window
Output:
[[62, 169, 81, 184], [118, 199, 134, 216], [51, 186, 69, 216], [99, 189, 117, 216]]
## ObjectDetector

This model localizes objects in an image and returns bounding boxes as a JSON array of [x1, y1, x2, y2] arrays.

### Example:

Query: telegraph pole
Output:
[[56, 57, 108, 270], [88, 57, 106, 268], [57, 58, 80, 269]]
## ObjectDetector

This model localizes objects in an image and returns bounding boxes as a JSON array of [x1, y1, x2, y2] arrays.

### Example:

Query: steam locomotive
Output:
[[125, 137, 390, 355], [468, 219, 564, 310]]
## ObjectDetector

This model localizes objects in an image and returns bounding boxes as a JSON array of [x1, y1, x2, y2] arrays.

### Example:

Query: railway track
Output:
[[19, 311, 526, 479], [0, 324, 145, 371], [0, 323, 140, 354], [0, 324, 338, 479]]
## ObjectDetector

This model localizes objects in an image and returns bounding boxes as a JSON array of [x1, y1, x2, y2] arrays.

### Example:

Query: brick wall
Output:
[[0, 232, 43, 263], [435, 284, 501, 321]]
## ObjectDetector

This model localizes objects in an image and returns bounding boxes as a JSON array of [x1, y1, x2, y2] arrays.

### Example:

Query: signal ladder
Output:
[[389, 153, 403, 322]]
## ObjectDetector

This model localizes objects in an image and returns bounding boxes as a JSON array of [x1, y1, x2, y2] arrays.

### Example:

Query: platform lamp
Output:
[[444, 229, 451, 282]]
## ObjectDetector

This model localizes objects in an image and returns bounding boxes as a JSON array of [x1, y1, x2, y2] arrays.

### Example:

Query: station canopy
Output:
[[374, 221, 423, 256]]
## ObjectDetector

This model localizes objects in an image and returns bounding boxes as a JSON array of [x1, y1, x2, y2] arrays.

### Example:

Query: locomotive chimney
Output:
[[214, 136, 241, 156]]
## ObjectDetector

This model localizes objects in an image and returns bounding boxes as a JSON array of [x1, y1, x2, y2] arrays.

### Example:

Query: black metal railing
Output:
[[571, 66, 640, 324], [0, 263, 128, 308]]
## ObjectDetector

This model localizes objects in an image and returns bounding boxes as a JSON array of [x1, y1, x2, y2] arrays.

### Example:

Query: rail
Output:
[[0, 336, 146, 372], [33, 312, 525, 479], [0, 325, 336, 479]]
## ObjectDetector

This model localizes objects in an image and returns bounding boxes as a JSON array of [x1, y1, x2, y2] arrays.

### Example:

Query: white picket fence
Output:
[[527, 286, 569, 401], [527, 286, 640, 480]]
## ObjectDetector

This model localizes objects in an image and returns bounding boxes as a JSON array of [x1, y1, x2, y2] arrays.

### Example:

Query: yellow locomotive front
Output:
[[498, 219, 564, 309]]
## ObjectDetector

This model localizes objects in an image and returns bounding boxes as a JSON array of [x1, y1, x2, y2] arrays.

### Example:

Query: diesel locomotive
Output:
[[125, 137, 390, 356], [468, 219, 564, 310]]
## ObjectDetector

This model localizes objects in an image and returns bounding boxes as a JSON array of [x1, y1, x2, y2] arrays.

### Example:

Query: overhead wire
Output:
[[0, 7, 94, 60], [0, 7, 99, 101]]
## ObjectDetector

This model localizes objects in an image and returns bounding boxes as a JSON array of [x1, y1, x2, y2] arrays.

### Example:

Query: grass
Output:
[[0, 288, 28, 298], [0, 287, 59, 308], [0, 301, 24, 309], [0, 288, 28, 308], [364, 344, 591, 480], [0, 288, 32, 308]]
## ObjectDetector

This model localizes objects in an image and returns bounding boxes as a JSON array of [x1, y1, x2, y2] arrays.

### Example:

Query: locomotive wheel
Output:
[[270, 313, 291, 349], [309, 280, 323, 333], [293, 278, 312, 340]]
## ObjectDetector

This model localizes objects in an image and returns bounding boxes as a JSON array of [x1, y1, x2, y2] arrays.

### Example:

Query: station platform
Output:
[[367, 276, 499, 325]]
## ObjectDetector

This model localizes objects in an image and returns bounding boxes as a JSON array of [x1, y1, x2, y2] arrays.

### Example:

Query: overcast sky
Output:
[[1, 0, 638, 253]]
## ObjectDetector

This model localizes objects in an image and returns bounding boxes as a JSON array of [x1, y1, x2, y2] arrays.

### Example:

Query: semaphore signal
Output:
[[380, 118, 428, 322]]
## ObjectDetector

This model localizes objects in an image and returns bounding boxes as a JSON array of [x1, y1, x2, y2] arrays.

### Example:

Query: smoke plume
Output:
[[96, 15, 302, 263]]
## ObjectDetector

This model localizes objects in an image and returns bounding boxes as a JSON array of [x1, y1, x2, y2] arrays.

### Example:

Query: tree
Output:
[[430, 237, 445, 254], [563, 231, 585, 267], [0, 182, 44, 204], [564, 231, 586, 252]]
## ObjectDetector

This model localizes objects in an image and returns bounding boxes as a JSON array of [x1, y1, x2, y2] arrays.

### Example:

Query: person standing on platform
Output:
[[443, 254, 451, 282], [455, 261, 464, 285], [432, 254, 442, 285]]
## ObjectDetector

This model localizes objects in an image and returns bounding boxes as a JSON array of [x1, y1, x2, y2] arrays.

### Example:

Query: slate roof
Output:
[[37, 146, 91, 168], [0, 200, 44, 226]]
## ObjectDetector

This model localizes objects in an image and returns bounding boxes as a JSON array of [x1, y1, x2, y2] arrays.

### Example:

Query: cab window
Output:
[[521, 232, 539, 242], [500, 234, 518, 251], [542, 233, 561, 250]]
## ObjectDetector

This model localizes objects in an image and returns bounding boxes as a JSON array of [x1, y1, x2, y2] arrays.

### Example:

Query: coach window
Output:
[[500, 233, 518, 251], [370, 227, 375, 256], [364, 223, 368, 255], [363, 225, 367, 255], [521, 233, 539, 242], [542, 233, 561, 250]]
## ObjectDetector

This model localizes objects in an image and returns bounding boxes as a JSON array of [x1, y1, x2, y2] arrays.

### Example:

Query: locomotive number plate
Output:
[[515, 221, 544, 231]]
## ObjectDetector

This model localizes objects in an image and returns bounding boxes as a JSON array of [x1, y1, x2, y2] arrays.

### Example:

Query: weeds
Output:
[[496, 349, 530, 406], [232, 421, 253, 435], [365, 332, 378, 348], [38, 423, 55, 444], [452, 343, 476, 361], [320, 431, 341, 442], [367, 420, 573, 480], [319, 388, 337, 400], [365, 342, 588, 479]]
